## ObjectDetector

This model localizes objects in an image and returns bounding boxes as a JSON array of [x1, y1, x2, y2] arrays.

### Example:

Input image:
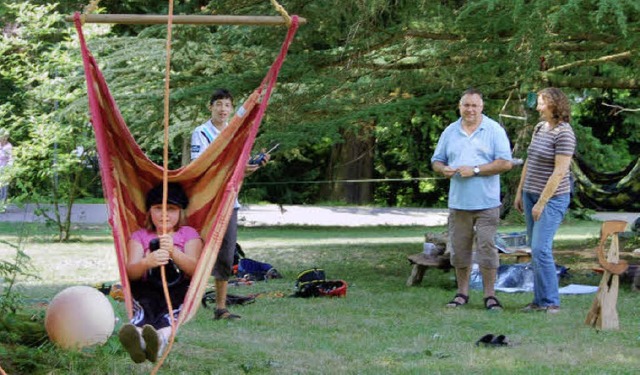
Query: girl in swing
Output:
[[118, 182, 203, 363]]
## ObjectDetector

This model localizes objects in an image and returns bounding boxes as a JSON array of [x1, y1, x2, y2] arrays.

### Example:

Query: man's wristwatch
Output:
[[473, 166, 480, 176]]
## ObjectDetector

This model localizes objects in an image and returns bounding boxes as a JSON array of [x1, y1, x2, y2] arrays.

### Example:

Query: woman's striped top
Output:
[[523, 121, 576, 196]]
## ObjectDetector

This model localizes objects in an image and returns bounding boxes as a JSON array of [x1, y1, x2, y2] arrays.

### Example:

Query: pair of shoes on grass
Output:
[[476, 333, 509, 347], [214, 308, 241, 320], [521, 303, 560, 314], [118, 323, 162, 363]]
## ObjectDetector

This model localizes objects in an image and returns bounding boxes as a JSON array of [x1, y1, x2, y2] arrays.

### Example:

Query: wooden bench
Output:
[[406, 249, 532, 286], [501, 249, 532, 264], [406, 253, 452, 286], [408, 231, 532, 286]]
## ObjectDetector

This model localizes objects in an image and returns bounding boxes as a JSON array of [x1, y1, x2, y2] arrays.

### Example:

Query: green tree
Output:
[[196, 0, 640, 207], [4, 0, 639, 213], [0, 2, 99, 240]]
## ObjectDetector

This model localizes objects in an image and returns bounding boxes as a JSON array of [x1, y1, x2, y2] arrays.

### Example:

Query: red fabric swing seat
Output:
[[73, 13, 299, 326]]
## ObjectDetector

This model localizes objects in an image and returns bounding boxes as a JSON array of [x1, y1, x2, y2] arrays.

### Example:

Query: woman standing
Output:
[[514, 87, 576, 314], [0, 128, 13, 207]]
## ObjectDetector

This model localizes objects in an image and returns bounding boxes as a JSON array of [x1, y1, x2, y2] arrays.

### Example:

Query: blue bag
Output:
[[238, 258, 281, 281]]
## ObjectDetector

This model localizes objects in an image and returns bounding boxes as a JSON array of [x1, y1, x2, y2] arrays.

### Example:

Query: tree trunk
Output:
[[182, 135, 191, 167], [324, 122, 375, 204]]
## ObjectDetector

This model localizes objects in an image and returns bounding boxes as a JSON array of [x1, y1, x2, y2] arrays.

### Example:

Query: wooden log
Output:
[[596, 220, 628, 275], [515, 252, 532, 263], [585, 271, 620, 330], [406, 264, 427, 286], [585, 222, 624, 330], [407, 253, 450, 268], [65, 14, 307, 26], [406, 253, 451, 286], [424, 232, 448, 244]]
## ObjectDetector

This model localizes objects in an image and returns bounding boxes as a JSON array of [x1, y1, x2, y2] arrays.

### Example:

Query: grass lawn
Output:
[[1, 219, 640, 374]]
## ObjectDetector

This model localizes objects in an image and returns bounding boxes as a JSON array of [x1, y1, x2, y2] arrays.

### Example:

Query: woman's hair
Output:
[[538, 87, 571, 123]]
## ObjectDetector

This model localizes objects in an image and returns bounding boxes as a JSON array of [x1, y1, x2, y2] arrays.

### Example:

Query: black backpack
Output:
[[293, 268, 326, 298]]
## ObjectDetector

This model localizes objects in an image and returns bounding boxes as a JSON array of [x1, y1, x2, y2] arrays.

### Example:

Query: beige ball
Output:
[[45, 285, 116, 349]]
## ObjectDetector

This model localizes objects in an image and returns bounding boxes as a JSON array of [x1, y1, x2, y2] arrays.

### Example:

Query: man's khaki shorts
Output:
[[448, 207, 500, 269]]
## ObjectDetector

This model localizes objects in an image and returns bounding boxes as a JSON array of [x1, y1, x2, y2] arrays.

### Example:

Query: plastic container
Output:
[[423, 242, 437, 256], [498, 232, 527, 248], [319, 280, 347, 297]]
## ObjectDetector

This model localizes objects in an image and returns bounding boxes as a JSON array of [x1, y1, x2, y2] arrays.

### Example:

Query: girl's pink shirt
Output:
[[131, 226, 201, 254]]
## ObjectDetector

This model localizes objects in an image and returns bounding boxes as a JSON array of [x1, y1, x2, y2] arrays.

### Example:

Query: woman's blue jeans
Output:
[[523, 191, 570, 307]]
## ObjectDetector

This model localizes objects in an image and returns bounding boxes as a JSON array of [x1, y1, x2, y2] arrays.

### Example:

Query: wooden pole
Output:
[[65, 14, 306, 26]]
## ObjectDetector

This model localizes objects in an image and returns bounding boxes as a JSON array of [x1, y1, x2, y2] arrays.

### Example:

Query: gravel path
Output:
[[1, 203, 637, 227]]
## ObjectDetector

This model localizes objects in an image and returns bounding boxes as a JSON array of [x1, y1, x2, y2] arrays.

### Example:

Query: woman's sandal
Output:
[[484, 296, 503, 311], [445, 293, 469, 308]]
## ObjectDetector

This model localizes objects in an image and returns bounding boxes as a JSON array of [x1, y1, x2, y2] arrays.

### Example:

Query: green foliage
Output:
[[0, 238, 36, 315], [0, 2, 102, 240], [254, 0, 639, 207], [3, 0, 640, 210], [568, 207, 597, 222], [571, 119, 633, 172], [573, 89, 640, 160]]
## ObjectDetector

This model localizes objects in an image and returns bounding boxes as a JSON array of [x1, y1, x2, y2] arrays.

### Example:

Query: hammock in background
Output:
[[73, 12, 299, 326]]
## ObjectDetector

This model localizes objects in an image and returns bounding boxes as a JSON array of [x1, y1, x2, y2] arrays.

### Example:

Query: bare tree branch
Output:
[[602, 102, 640, 116], [543, 74, 640, 89], [545, 51, 633, 73]]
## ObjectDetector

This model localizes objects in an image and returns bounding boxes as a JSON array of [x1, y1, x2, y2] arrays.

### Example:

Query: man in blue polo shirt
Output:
[[431, 88, 513, 311]]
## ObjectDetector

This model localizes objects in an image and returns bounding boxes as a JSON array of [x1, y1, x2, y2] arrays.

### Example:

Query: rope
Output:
[[270, 0, 292, 26], [244, 176, 445, 186], [151, 0, 176, 372], [80, 0, 101, 24]]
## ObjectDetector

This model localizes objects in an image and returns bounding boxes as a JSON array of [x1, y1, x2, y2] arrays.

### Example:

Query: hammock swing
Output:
[[72, 1, 302, 368]]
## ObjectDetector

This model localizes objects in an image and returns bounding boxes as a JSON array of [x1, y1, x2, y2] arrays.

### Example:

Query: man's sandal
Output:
[[445, 293, 469, 308], [484, 296, 503, 311]]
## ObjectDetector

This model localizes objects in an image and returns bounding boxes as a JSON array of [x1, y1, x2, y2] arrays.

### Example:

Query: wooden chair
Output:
[[585, 220, 629, 330]]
